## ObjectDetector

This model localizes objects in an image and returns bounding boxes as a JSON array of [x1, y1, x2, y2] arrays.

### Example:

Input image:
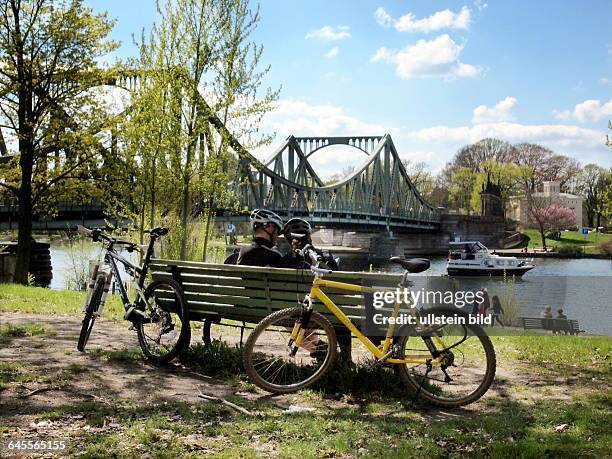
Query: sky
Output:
[[87, 0, 612, 178]]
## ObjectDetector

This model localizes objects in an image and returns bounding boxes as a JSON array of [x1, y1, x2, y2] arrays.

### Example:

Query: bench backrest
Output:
[[520, 316, 580, 332], [150, 259, 403, 326]]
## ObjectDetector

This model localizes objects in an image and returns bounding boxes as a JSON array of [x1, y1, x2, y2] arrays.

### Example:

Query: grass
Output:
[[1, 285, 611, 457], [4, 390, 608, 458], [0, 321, 53, 340], [0, 282, 124, 320], [522, 228, 612, 254]]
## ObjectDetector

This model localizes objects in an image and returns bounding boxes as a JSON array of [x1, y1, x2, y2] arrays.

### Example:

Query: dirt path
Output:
[[0, 312, 591, 444], [1, 312, 237, 429]]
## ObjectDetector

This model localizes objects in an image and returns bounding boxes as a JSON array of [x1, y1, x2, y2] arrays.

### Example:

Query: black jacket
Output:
[[236, 237, 283, 267]]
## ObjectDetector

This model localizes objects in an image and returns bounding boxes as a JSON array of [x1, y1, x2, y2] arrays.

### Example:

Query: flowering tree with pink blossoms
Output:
[[528, 203, 576, 250]]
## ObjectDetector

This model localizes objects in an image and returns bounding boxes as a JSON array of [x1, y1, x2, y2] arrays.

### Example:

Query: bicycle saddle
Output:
[[146, 227, 169, 237], [389, 257, 430, 273]]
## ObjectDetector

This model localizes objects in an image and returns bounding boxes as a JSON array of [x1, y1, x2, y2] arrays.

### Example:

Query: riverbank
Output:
[[1, 284, 610, 457], [493, 249, 612, 260]]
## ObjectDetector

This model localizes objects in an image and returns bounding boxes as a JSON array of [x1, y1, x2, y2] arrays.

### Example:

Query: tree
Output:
[[325, 165, 355, 185], [468, 160, 527, 215], [449, 167, 476, 212], [577, 164, 609, 227], [124, 0, 278, 261], [452, 138, 516, 171], [528, 203, 576, 250], [402, 160, 435, 200], [0, 0, 117, 283]]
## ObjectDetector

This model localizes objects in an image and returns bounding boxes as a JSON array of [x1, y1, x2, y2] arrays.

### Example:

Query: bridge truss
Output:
[[233, 135, 440, 230]]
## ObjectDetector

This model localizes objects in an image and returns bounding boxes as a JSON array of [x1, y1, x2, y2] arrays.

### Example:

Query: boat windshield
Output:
[[450, 242, 489, 254]]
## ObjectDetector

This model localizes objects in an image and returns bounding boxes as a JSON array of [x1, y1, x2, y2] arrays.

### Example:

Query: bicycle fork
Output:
[[288, 297, 314, 356]]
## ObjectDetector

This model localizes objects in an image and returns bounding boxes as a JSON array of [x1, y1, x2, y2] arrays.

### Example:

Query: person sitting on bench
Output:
[[278, 218, 339, 271], [233, 209, 284, 267]]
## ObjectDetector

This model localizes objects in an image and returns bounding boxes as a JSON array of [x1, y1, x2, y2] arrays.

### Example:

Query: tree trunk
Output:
[[179, 179, 190, 260], [540, 229, 547, 251], [201, 206, 213, 261], [149, 155, 156, 228], [15, 149, 33, 284], [586, 205, 594, 227]]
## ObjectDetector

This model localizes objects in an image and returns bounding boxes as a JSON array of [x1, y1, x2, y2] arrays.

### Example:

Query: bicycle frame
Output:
[[293, 275, 447, 366], [90, 237, 156, 317]]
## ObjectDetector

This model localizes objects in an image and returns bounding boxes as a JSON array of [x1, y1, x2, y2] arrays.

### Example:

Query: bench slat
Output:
[[150, 259, 404, 327]]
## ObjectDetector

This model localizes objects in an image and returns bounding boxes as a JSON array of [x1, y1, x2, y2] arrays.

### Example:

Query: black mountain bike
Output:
[[76, 226, 190, 363]]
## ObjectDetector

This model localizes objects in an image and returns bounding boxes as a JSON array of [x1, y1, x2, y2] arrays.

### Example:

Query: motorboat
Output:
[[446, 241, 534, 276]]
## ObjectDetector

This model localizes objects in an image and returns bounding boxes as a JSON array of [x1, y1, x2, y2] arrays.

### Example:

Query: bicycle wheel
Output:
[[396, 307, 496, 407], [136, 279, 191, 364], [77, 274, 105, 352], [243, 307, 337, 393]]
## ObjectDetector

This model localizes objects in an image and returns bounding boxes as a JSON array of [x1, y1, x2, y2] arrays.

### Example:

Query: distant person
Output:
[[478, 288, 490, 316], [471, 298, 480, 316], [225, 223, 237, 245], [540, 305, 552, 319], [491, 295, 505, 327], [556, 308, 567, 320]]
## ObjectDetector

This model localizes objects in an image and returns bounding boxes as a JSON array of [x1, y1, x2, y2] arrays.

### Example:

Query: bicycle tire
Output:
[[136, 279, 191, 364], [77, 274, 105, 352], [243, 307, 338, 393], [396, 307, 496, 407]]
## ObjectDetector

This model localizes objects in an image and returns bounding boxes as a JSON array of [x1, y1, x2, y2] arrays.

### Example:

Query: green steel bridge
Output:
[[228, 134, 440, 230], [1, 71, 440, 231]]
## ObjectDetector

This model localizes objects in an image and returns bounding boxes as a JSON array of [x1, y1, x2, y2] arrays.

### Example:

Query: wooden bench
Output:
[[149, 259, 403, 358], [519, 317, 583, 335]]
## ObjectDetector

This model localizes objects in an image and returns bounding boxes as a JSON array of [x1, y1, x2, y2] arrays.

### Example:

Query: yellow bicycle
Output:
[[243, 247, 496, 407]]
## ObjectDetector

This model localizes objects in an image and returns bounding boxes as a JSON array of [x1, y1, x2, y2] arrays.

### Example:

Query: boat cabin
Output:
[[448, 241, 488, 260]]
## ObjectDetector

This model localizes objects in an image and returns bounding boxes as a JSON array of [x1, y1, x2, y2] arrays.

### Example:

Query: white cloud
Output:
[[324, 47, 339, 59], [374, 7, 393, 28], [553, 99, 612, 123], [252, 99, 611, 177], [374, 6, 471, 33], [410, 122, 604, 151], [473, 0, 488, 12], [260, 99, 388, 138], [472, 97, 518, 123], [371, 34, 482, 80], [305, 25, 350, 41], [599, 78, 611, 85]]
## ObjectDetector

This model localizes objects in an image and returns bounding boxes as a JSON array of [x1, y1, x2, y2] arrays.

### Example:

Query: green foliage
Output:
[[598, 238, 612, 257], [449, 167, 476, 211], [119, 0, 279, 260], [556, 244, 583, 257], [468, 160, 527, 212], [179, 340, 244, 378], [0, 0, 119, 282]]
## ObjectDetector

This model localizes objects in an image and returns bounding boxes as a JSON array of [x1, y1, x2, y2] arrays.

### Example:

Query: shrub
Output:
[[598, 238, 612, 257], [557, 245, 583, 257]]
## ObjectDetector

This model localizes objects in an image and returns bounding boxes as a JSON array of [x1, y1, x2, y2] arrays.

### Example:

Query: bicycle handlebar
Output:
[[298, 245, 333, 274], [76, 225, 159, 251]]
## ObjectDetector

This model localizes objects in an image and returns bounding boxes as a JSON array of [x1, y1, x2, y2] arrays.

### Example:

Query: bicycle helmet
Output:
[[249, 209, 283, 232], [282, 218, 312, 237]]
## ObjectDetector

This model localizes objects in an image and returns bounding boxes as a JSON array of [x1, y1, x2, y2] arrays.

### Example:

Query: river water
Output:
[[47, 244, 611, 335]]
